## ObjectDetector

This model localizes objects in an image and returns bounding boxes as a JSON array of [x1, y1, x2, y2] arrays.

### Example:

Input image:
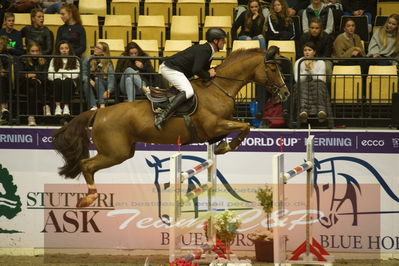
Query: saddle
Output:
[[146, 86, 197, 117]]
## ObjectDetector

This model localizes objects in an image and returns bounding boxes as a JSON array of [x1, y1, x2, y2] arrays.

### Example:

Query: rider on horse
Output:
[[154, 27, 227, 130]]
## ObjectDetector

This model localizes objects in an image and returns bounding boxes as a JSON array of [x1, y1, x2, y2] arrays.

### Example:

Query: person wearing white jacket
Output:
[[48, 40, 80, 115]]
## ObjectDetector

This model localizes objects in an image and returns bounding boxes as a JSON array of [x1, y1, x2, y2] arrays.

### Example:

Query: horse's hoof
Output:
[[76, 197, 91, 208], [215, 141, 231, 155], [76, 194, 98, 208]]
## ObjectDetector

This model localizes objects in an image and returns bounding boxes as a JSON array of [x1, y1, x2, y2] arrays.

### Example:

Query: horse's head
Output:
[[262, 50, 290, 102]]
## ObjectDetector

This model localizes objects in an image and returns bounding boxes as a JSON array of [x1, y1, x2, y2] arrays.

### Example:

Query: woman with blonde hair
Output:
[[82, 41, 115, 110], [266, 0, 295, 40], [367, 14, 399, 65]]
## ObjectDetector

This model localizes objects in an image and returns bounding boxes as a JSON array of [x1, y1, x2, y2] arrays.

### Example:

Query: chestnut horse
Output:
[[53, 48, 290, 207]]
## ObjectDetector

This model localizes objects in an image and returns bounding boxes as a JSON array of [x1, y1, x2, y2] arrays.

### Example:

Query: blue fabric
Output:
[[120, 67, 146, 102], [238, 35, 266, 49]]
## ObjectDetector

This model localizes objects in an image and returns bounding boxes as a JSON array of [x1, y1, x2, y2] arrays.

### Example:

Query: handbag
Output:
[[263, 99, 286, 128]]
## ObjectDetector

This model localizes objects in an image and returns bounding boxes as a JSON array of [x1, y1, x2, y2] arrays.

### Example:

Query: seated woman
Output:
[[19, 42, 49, 126], [48, 40, 80, 116], [266, 0, 295, 41], [21, 8, 54, 55], [302, 0, 335, 35], [294, 42, 332, 124], [82, 41, 115, 110], [115, 42, 155, 102], [367, 14, 399, 65], [232, 0, 266, 49]]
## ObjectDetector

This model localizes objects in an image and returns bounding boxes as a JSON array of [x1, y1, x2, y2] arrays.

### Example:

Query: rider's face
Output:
[[215, 39, 225, 51]]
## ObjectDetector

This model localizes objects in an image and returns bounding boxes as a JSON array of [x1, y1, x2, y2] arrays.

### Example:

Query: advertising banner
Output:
[[0, 128, 398, 255]]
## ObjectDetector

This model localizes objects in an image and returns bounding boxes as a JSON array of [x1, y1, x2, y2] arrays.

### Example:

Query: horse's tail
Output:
[[53, 110, 97, 179]]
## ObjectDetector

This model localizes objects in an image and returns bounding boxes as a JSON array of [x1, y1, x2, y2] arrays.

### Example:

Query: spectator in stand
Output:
[[0, 35, 10, 125], [19, 42, 50, 126], [0, 1, 11, 26], [266, 0, 295, 41], [41, 0, 74, 14], [48, 40, 80, 116], [55, 3, 86, 57], [302, 0, 335, 35], [236, 0, 271, 22], [333, 18, 366, 59], [0, 12, 24, 56], [322, 0, 343, 33], [21, 8, 54, 56], [232, 0, 266, 49], [342, 0, 376, 33], [294, 42, 332, 124], [82, 41, 115, 110], [115, 42, 156, 102], [297, 17, 332, 58], [367, 14, 399, 65]]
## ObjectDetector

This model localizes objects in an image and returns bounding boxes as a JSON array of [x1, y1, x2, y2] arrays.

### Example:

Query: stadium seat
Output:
[[98, 39, 125, 66], [81, 14, 99, 54], [163, 40, 192, 57], [79, 0, 107, 17], [43, 14, 63, 43], [14, 13, 31, 31], [232, 40, 260, 51], [170, 16, 199, 42], [176, 0, 206, 25], [331, 65, 362, 103], [144, 0, 173, 25], [268, 40, 296, 63], [110, 0, 139, 25], [366, 65, 398, 103], [102, 15, 132, 46], [131, 39, 160, 71], [199, 40, 226, 67], [137, 16, 166, 49], [377, 1, 399, 16], [340, 16, 369, 41], [203, 16, 232, 48], [209, 0, 237, 22]]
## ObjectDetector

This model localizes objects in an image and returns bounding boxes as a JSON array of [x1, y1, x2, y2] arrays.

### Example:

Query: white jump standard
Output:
[[272, 135, 333, 265], [169, 144, 217, 263]]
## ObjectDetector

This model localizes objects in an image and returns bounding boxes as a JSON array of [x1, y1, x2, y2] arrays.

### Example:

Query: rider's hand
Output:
[[208, 68, 216, 77]]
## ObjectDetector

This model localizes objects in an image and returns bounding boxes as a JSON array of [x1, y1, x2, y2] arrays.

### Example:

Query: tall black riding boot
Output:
[[154, 91, 187, 130]]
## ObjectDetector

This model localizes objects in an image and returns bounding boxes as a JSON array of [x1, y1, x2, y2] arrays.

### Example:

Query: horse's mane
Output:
[[216, 48, 266, 70]]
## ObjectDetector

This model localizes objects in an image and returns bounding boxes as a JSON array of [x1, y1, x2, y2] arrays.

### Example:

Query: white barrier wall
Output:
[[0, 128, 399, 254]]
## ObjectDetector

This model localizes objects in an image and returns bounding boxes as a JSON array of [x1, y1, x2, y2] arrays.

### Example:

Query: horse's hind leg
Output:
[[77, 145, 135, 207]]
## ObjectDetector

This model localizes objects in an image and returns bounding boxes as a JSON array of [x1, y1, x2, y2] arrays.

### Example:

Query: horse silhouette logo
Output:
[[314, 156, 399, 229], [145, 155, 251, 225]]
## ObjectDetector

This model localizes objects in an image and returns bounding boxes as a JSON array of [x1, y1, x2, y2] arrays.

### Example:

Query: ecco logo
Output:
[[361, 140, 384, 146], [41, 136, 53, 143]]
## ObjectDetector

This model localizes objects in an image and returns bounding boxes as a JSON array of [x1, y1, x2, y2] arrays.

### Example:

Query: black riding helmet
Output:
[[206, 27, 227, 43]]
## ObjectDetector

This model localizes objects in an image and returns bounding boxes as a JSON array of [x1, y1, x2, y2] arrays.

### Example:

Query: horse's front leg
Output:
[[213, 120, 250, 155]]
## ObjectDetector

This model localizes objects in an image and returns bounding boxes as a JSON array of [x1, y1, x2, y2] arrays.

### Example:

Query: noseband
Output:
[[264, 59, 287, 101]]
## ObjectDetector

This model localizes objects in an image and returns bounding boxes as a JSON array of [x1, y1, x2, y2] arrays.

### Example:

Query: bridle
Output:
[[212, 58, 287, 101]]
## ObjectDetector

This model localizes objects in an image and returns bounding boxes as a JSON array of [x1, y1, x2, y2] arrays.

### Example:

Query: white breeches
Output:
[[160, 63, 194, 98]]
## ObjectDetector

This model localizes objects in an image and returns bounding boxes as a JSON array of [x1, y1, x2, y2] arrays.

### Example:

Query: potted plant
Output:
[[248, 186, 274, 262]]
